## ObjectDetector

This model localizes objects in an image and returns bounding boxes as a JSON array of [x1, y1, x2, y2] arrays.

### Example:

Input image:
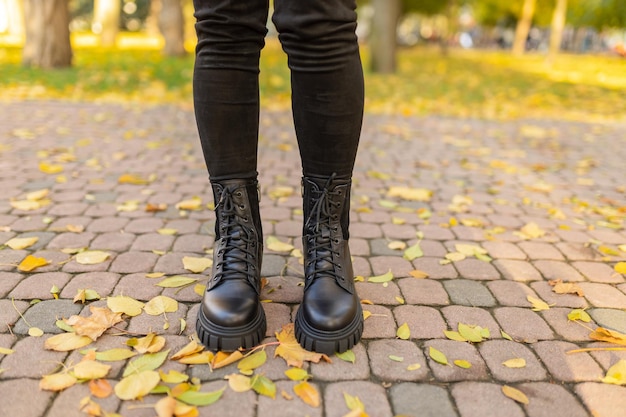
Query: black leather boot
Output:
[[295, 174, 363, 354], [196, 178, 266, 351]]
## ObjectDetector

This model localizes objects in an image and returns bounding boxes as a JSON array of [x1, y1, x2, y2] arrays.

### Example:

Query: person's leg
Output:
[[272, 0, 364, 354], [193, 0, 269, 351]]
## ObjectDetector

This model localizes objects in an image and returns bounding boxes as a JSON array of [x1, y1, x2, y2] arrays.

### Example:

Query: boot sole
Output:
[[196, 305, 267, 352], [294, 303, 364, 355]]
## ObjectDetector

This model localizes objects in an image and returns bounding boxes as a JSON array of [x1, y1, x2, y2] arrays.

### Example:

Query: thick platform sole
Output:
[[196, 304, 267, 352], [294, 303, 364, 355]]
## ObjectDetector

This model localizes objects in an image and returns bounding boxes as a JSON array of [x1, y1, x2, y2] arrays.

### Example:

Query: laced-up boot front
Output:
[[294, 175, 363, 354], [196, 178, 266, 351]]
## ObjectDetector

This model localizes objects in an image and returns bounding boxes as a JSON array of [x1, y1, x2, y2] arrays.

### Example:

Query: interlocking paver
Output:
[[0, 379, 54, 417], [2, 102, 626, 417]]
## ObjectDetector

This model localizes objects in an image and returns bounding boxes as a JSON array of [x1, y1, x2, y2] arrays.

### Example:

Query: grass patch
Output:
[[1, 35, 625, 121]]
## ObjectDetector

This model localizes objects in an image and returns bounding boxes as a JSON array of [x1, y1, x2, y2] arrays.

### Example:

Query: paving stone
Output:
[[46, 231, 96, 250], [370, 238, 407, 256], [109, 251, 159, 273], [46, 378, 121, 417], [393, 305, 447, 339], [454, 258, 502, 281], [573, 261, 624, 283], [10, 215, 51, 231], [311, 343, 370, 381], [152, 252, 200, 275], [47, 216, 93, 232], [350, 222, 383, 239], [123, 217, 164, 234], [519, 382, 589, 417], [588, 229, 625, 244], [487, 280, 539, 307], [381, 223, 420, 239], [258, 380, 323, 417], [390, 383, 459, 417], [541, 307, 597, 342], [397, 278, 450, 305], [0, 249, 28, 272], [585, 341, 626, 371], [577, 282, 626, 308], [110, 273, 163, 300], [355, 281, 403, 305], [418, 224, 455, 240], [533, 340, 604, 382], [0, 335, 69, 378], [424, 339, 489, 382], [412, 256, 459, 279], [588, 308, 626, 333], [261, 275, 303, 303], [349, 237, 369, 256], [324, 381, 393, 417], [130, 233, 174, 252], [9, 271, 73, 300], [368, 339, 428, 381], [533, 260, 586, 281], [493, 259, 543, 281], [518, 241, 565, 260], [482, 241, 527, 260], [172, 233, 214, 253], [90, 231, 137, 251], [478, 340, 547, 382], [369, 255, 415, 277], [443, 280, 496, 307], [127, 302, 188, 335], [59, 271, 121, 299], [441, 306, 502, 338], [493, 307, 555, 342], [0, 272, 24, 297], [530, 281, 589, 308], [451, 382, 525, 417], [575, 382, 626, 417], [261, 253, 287, 277], [13, 299, 83, 334], [361, 305, 397, 339], [87, 217, 129, 233], [0, 299, 28, 333], [0, 379, 54, 417]]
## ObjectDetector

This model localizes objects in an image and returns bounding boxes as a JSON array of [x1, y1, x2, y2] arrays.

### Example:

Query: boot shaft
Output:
[[302, 175, 351, 240], [211, 178, 263, 241]]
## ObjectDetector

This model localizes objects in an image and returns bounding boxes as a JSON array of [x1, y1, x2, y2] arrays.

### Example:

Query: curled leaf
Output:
[[294, 381, 320, 408]]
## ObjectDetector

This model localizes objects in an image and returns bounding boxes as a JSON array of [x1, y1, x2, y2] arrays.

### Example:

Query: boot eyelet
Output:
[[235, 191, 243, 197], [239, 204, 246, 210], [243, 217, 249, 222]]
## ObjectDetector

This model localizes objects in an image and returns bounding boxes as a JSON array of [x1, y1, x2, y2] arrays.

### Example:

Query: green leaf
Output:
[[251, 375, 276, 398], [396, 323, 411, 340], [403, 241, 424, 261], [344, 392, 365, 411], [568, 309, 591, 323], [237, 350, 267, 372], [94, 348, 137, 362], [284, 368, 310, 381], [155, 276, 198, 288], [501, 330, 513, 341], [389, 355, 404, 362], [367, 269, 394, 283], [123, 350, 169, 377], [444, 330, 467, 342], [454, 359, 472, 369], [429, 346, 448, 365], [336, 349, 356, 364], [458, 323, 484, 343], [177, 386, 226, 406]]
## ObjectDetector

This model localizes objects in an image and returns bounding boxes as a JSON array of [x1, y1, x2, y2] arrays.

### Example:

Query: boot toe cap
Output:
[[201, 281, 259, 328], [301, 278, 358, 332]]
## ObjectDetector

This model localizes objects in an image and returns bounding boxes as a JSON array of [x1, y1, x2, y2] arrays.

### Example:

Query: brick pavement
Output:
[[0, 101, 625, 417]]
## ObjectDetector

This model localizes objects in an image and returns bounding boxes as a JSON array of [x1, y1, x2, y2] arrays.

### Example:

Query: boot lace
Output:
[[213, 186, 257, 283]]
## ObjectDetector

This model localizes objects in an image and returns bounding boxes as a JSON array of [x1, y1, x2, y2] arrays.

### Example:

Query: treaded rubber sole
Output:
[[294, 304, 364, 355], [196, 305, 266, 351]]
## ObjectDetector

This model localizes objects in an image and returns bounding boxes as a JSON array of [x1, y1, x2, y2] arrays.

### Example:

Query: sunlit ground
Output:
[[1, 33, 625, 121]]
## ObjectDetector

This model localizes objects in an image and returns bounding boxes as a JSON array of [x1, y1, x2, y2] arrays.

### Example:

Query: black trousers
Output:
[[192, 0, 364, 180]]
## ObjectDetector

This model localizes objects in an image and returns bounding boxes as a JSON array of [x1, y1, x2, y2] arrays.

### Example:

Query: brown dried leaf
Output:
[[89, 379, 113, 398], [590, 327, 626, 346], [212, 350, 244, 370], [548, 279, 584, 297], [65, 306, 124, 341]]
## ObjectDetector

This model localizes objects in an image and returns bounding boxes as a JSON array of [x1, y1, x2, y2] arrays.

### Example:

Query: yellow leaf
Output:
[[387, 241, 407, 251], [159, 369, 189, 384], [45, 332, 93, 351], [175, 197, 202, 211], [73, 360, 112, 380], [275, 323, 329, 368], [454, 360, 472, 369], [107, 295, 145, 317], [28, 327, 44, 337], [182, 256, 212, 273], [267, 236, 295, 253], [429, 346, 448, 365], [40, 372, 77, 392], [5, 237, 39, 250], [458, 323, 485, 343], [156, 276, 198, 288], [65, 306, 123, 341], [502, 385, 529, 404], [10, 200, 43, 211], [18, 255, 49, 272], [155, 396, 177, 417], [396, 323, 411, 340], [294, 381, 320, 407], [548, 279, 584, 297], [94, 348, 137, 362], [615, 262, 626, 275], [114, 370, 161, 400], [363, 311, 372, 320], [567, 309, 592, 323], [268, 186, 294, 200], [226, 373, 252, 392], [194, 284, 206, 296], [118, 174, 150, 185], [444, 330, 467, 342], [387, 186, 432, 202], [444, 252, 466, 262], [336, 349, 356, 364], [251, 375, 276, 398], [116, 201, 139, 212], [403, 242, 424, 261], [39, 162, 64, 174], [75, 251, 111, 265], [367, 269, 394, 283], [158, 228, 178, 235], [145, 272, 166, 278], [144, 295, 178, 315], [212, 350, 244, 369], [515, 222, 546, 240], [0, 347, 14, 355], [590, 327, 626, 346], [127, 333, 166, 354], [285, 368, 310, 381], [502, 358, 527, 368], [237, 350, 267, 372], [343, 392, 366, 412], [601, 359, 626, 385], [409, 270, 429, 279], [177, 351, 214, 365], [407, 363, 422, 371], [391, 217, 406, 225], [171, 340, 205, 361], [527, 295, 551, 311]]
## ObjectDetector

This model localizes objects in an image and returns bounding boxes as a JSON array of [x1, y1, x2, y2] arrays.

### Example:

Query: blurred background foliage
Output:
[[0, 0, 625, 120]]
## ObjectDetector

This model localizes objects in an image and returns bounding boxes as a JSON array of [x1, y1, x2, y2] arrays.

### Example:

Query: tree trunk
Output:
[[22, 0, 72, 68], [512, 0, 536, 55], [548, 0, 567, 60], [159, 0, 186, 56], [370, 0, 400, 73], [145, 0, 161, 36], [93, 0, 120, 47]]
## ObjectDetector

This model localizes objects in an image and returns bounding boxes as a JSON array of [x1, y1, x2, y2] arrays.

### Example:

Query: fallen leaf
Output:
[[212, 350, 244, 369], [601, 359, 626, 385], [157, 228, 178, 235], [409, 270, 429, 279], [515, 222, 546, 240], [114, 370, 161, 400], [94, 348, 137, 362], [275, 323, 329, 368], [502, 385, 529, 404], [548, 279, 584, 297], [39, 162, 64, 174], [182, 256, 213, 273], [387, 186, 432, 201], [429, 346, 449, 365], [363, 311, 372, 320], [18, 255, 49, 272], [126, 333, 166, 354], [171, 340, 205, 361], [118, 174, 151, 185], [502, 358, 527, 368], [226, 373, 252, 392], [294, 381, 320, 407], [285, 368, 310, 381], [403, 242, 424, 261], [155, 396, 177, 417], [156, 276, 198, 288], [237, 350, 267, 372], [444, 252, 466, 263], [176, 386, 225, 406], [177, 351, 214, 365], [336, 349, 356, 364], [28, 327, 44, 337], [458, 323, 487, 343], [444, 330, 467, 342], [5, 237, 39, 250], [407, 363, 422, 371], [590, 327, 626, 346], [44, 332, 93, 351], [251, 374, 277, 398], [568, 309, 592, 323], [89, 379, 113, 398], [75, 251, 111, 265], [267, 236, 295, 253], [614, 262, 626, 275], [268, 186, 294, 200], [0, 347, 14, 355], [123, 350, 170, 377], [107, 295, 145, 317], [343, 392, 366, 413], [40, 372, 77, 392], [367, 270, 394, 283], [396, 323, 411, 340], [159, 369, 189, 384], [175, 197, 203, 211], [527, 295, 551, 311], [65, 306, 124, 341], [389, 355, 404, 362], [454, 360, 472, 369], [73, 360, 112, 380], [501, 330, 513, 341], [144, 295, 178, 315], [387, 241, 407, 251], [73, 288, 101, 304]]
